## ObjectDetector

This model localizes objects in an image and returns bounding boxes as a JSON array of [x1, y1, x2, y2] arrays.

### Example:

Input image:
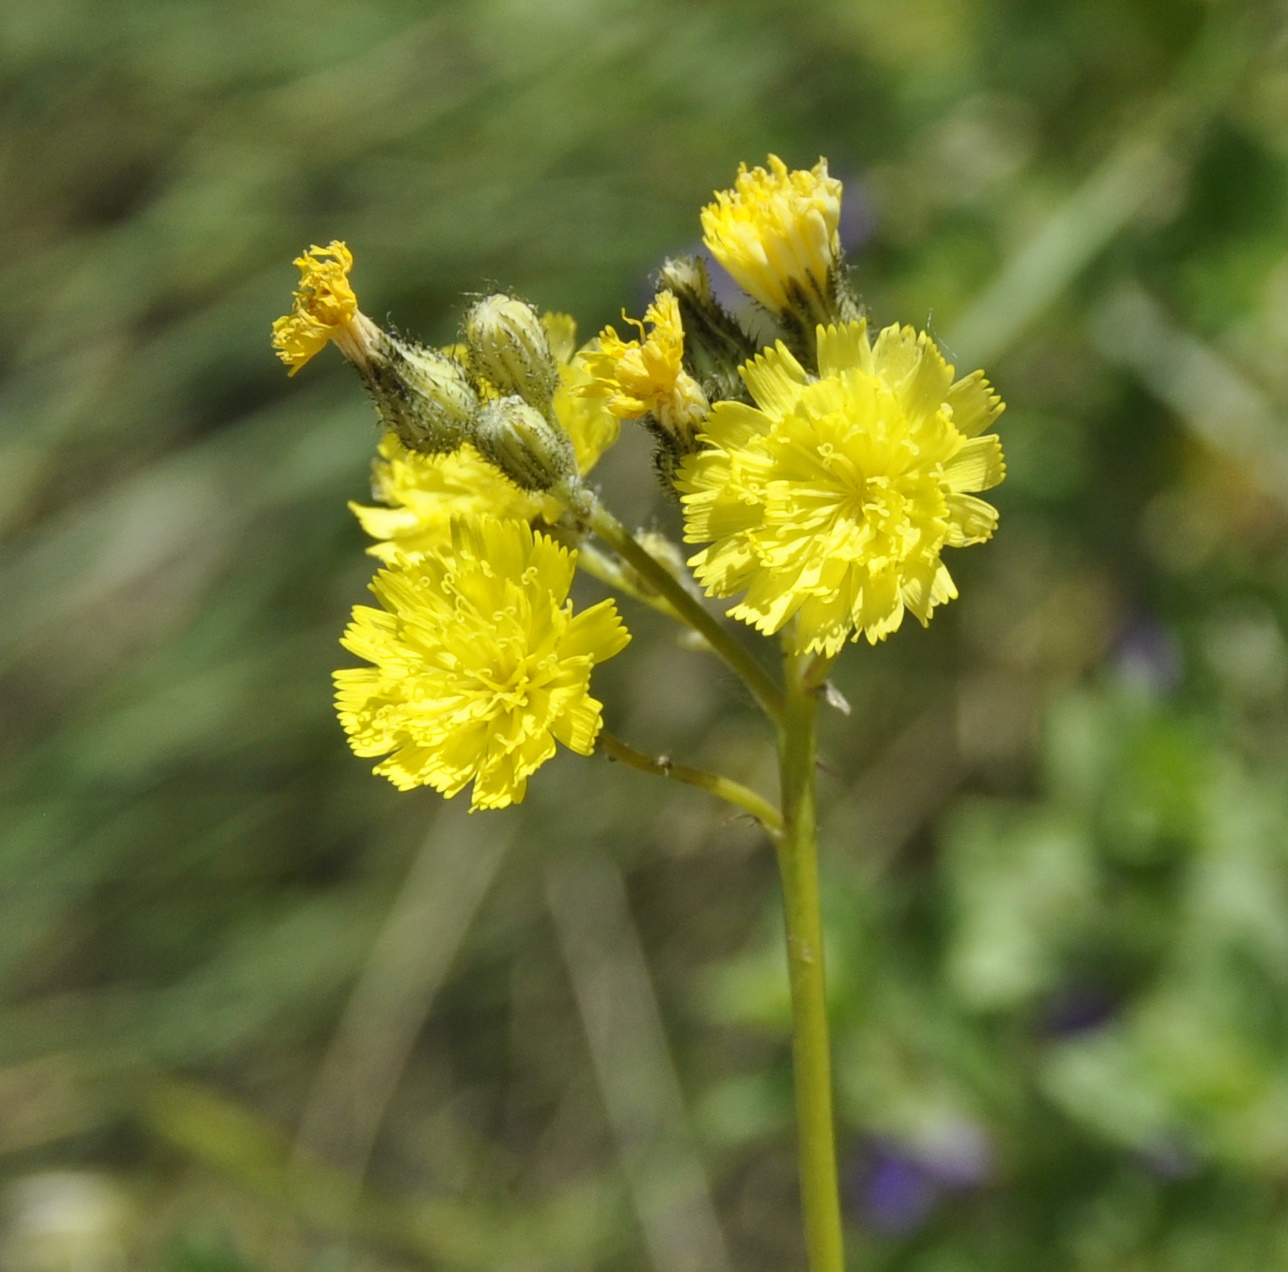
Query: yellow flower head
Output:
[[351, 317, 619, 564], [272, 241, 368, 374], [700, 155, 842, 315], [581, 292, 708, 437], [335, 516, 630, 809], [679, 320, 1005, 654], [350, 435, 547, 564]]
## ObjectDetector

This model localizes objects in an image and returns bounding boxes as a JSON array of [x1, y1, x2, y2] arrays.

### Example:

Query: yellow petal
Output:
[[740, 342, 810, 418], [816, 319, 871, 379], [946, 370, 1005, 437], [942, 435, 1006, 493]]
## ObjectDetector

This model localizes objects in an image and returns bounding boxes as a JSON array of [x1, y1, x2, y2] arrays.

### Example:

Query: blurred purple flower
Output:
[[848, 1121, 994, 1236], [854, 1146, 938, 1235], [1115, 617, 1183, 696], [1042, 984, 1118, 1037], [1139, 1131, 1200, 1180]]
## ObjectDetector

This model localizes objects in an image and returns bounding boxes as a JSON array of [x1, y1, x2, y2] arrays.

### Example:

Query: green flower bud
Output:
[[656, 255, 758, 403], [361, 334, 478, 455], [465, 293, 559, 412], [473, 395, 575, 492]]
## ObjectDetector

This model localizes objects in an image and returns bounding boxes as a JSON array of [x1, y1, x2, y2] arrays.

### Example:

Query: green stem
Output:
[[598, 731, 782, 837], [570, 540, 687, 625], [563, 485, 785, 725], [776, 651, 844, 1272]]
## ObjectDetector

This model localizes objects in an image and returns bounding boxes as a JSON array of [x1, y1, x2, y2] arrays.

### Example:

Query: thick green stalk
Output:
[[598, 730, 782, 837], [776, 652, 844, 1272], [562, 485, 785, 725]]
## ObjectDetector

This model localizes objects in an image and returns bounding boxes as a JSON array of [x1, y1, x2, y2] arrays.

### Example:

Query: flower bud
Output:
[[465, 293, 559, 412], [363, 336, 478, 455], [473, 395, 575, 492], [656, 255, 758, 402]]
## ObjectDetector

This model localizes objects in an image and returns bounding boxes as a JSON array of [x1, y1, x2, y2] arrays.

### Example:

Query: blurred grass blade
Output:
[[546, 855, 732, 1272], [142, 1076, 625, 1270], [1092, 284, 1288, 508], [295, 805, 512, 1180], [948, 15, 1248, 365]]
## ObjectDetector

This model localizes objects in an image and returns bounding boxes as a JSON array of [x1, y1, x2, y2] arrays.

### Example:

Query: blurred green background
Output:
[[4, 0, 1288, 1269]]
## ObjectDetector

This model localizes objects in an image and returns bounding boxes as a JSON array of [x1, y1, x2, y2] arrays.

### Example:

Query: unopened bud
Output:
[[473, 396, 575, 492], [362, 336, 478, 455], [465, 294, 559, 412]]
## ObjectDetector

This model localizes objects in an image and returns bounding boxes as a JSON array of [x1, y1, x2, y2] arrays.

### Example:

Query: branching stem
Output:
[[598, 731, 781, 836], [559, 484, 785, 725]]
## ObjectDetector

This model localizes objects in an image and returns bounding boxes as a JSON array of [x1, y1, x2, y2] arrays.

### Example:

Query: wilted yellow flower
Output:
[[272, 241, 377, 374], [335, 516, 630, 809], [700, 156, 842, 315], [351, 323, 618, 563], [272, 241, 480, 452], [679, 320, 1005, 654], [581, 292, 709, 438]]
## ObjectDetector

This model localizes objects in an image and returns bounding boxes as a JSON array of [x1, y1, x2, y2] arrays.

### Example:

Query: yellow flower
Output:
[[351, 320, 619, 563], [272, 241, 375, 374], [679, 320, 1005, 654], [350, 435, 547, 564], [550, 333, 623, 472], [335, 516, 630, 809], [700, 155, 842, 315], [542, 312, 579, 366], [581, 292, 709, 438]]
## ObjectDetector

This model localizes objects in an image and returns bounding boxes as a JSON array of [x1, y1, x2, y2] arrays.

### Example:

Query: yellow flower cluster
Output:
[[275, 154, 1006, 809], [271, 245, 627, 806], [335, 314, 622, 803], [679, 320, 1004, 653], [336, 517, 629, 810]]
